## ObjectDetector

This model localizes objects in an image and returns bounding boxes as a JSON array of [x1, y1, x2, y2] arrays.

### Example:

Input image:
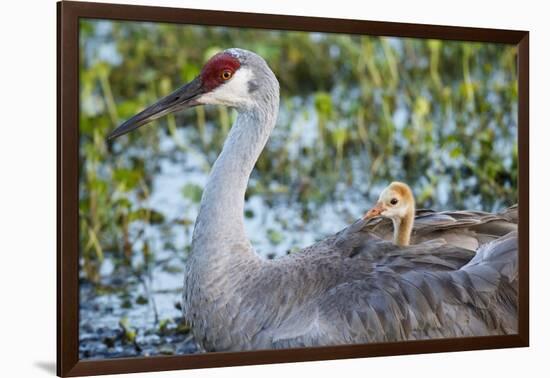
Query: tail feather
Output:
[[464, 231, 518, 282]]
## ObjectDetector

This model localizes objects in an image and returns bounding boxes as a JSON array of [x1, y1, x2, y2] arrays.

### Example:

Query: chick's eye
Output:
[[390, 198, 399, 205], [221, 70, 232, 80]]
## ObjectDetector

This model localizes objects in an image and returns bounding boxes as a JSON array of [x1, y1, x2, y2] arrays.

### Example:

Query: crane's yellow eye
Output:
[[221, 70, 232, 80]]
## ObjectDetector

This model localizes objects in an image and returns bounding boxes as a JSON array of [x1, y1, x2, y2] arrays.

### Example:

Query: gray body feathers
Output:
[[184, 219, 518, 351]]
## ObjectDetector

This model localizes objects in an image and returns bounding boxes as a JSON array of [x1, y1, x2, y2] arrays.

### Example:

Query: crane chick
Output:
[[363, 182, 415, 246]]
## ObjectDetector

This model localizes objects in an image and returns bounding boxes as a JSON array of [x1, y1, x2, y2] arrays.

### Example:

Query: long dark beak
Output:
[[107, 76, 204, 141]]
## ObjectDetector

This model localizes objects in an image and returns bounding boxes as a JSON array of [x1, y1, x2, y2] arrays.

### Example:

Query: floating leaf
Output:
[[181, 183, 203, 203], [128, 208, 165, 224], [113, 168, 142, 191], [314, 92, 333, 119], [267, 229, 284, 245], [135, 295, 148, 305]]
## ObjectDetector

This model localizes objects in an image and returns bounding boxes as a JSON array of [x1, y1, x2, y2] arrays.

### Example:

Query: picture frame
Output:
[[57, 1, 529, 376]]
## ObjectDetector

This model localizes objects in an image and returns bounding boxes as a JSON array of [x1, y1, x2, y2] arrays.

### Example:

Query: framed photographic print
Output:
[[57, 1, 529, 376]]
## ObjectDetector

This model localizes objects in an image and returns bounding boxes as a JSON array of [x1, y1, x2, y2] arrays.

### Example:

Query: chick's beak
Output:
[[363, 202, 386, 220]]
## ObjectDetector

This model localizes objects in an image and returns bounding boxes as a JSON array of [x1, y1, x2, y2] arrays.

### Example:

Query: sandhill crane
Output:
[[364, 181, 416, 246], [108, 48, 518, 352], [363, 181, 517, 248]]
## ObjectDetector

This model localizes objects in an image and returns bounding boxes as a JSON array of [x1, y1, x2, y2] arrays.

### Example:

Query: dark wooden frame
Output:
[[57, 1, 529, 376]]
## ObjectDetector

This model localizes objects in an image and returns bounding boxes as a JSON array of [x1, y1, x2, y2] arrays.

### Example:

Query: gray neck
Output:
[[191, 94, 279, 260]]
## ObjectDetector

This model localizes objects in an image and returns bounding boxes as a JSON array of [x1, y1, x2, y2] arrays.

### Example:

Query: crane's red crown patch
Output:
[[200, 52, 241, 91]]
